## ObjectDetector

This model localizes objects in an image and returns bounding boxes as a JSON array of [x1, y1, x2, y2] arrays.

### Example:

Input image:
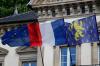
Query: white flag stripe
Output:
[[43, 45, 54, 66], [40, 21, 55, 46]]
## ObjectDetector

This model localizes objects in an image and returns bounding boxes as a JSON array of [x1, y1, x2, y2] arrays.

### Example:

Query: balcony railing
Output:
[[32, 1, 97, 20]]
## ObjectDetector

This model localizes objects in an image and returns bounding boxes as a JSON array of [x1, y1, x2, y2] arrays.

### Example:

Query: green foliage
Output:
[[0, 0, 30, 18]]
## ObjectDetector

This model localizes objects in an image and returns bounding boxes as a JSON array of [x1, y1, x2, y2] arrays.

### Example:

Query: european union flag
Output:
[[1, 24, 30, 47], [72, 15, 99, 44]]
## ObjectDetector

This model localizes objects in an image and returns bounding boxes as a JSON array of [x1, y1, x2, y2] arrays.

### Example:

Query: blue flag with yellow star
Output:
[[65, 23, 77, 46], [71, 15, 99, 44]]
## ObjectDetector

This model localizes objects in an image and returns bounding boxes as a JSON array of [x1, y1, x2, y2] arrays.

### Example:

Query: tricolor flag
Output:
[[1, 19, 67, 47], [38, 19, 67, 46]]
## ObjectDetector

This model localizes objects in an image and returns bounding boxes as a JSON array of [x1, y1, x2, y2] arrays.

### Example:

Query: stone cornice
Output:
[[38, 13, 100, 22], [0, 47, 8, 56], [32, 0, 95, 8], [16, 47, 37, 54]]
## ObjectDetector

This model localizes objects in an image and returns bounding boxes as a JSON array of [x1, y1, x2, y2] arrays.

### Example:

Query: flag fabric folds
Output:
[[1, 19, 67, 47], [28, 22, 42, 47], [67, 15, 99, 45], [1, 15, 99, 47], [1, 24, 30, 46], [40, 19, 67, 46], [65, 23, 77, 46]]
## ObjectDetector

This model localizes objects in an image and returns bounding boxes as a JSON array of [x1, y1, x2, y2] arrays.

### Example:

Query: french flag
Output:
[[29, 19, 67, 47], [1, 19, 67, 47]]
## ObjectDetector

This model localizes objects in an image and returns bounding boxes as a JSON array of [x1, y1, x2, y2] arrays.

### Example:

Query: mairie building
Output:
[[0, 0, 100, 66]]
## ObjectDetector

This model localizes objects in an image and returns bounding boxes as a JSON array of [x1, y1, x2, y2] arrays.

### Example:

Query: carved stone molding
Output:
[[31, 0, 95, 7], [30, 1, 98, 21], [0, 47, 8, 56], [16, 47, 37, 54], [16, 47, 37, 62], [0, 47, 8, 62]]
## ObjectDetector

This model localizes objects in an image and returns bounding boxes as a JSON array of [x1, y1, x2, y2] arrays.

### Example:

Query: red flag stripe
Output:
[[27, 22, 42, 47]]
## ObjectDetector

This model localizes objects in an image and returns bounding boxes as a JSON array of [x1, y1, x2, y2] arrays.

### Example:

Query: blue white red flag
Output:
[[1, 19, 67, 47]]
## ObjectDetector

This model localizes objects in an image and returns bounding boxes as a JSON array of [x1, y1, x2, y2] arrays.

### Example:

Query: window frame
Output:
[[60, 46, 76, 66], [60, 46, 67, 66], [0, 62, 4, 66], [22, 61, 37, 66], [98, 44, 100, 64]]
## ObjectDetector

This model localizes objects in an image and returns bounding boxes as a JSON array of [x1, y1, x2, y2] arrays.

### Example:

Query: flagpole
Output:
[[39, 47, 44, 66], [69, 47, 72, 66]]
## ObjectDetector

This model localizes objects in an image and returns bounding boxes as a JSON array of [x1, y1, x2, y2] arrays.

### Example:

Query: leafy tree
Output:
[[0, 0, 30, 17]]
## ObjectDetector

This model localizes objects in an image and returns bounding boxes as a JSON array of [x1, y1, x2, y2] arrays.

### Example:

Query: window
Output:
[[88, 5, 93, 13], [70, 47, 76, 65], [16, 47, 37, 66], [72, 4, 78, 14], [66, 5, 70, 15], [98, 33, 100, 64], [80, 3, 85, 14], [88, 3, 93, 13], [98, 45, 100, 64], [61, 47, 67, 66], [61, 47, 76, 66], [22, 62, 37, 66], [0, 63, 2, 66]]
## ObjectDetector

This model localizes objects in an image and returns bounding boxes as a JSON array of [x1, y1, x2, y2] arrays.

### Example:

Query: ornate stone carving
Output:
[[29, 1, 97, 22], [32, 0, 46, 5], [70, 6, 74, 15], [16, 47, 37, 62], [16, 47, 37, 54], [42, 9, 47, 18], [62, 7, 67, 16], [47, 9, 52, 18], [85, 4, 89, 14], [55, 7, 60, 17], [38, 10, 42, 18], [0, 47, 8, 56], [77, 4, 81, 15]]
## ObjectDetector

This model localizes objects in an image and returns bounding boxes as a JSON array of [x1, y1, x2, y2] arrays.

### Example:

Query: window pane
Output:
[[61, 63, 67, 66], [61, 47, 76, 66], [0, 63, 2, 66], [61, 47, 67, 55], [80, 3, 85, 13], [67, 8, 70, 15], [61, 56, 67, 62], [99, 35, 100, 40], [31, 62, 36, 66], [23, 63, 29, 66], [99, 46, 100, 63], [22, 62, 36, 66], [70, 47, 76, 66], [70, 48, 76, 53], [61, 47, 67, 66]]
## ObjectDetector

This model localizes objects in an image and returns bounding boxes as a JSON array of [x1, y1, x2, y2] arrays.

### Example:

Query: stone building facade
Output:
[[29, 0, 100, 66], [0, 0, 100, 66]]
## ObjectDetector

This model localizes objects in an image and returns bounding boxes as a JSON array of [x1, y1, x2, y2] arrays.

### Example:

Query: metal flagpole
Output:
[[39, 47, 44, 66], [69, 47, 72, 66]]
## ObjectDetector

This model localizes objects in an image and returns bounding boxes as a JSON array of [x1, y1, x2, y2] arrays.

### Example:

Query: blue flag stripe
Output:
[[51, 19, 67, 45]]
